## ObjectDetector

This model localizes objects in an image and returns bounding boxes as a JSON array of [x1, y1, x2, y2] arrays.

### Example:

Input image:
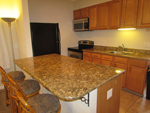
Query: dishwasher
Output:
[[147, 66, 150, 100]]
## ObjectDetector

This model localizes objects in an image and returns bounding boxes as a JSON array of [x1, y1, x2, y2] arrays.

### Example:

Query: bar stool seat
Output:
[[27, 94, 60, 113], [6, 71, 25, 82], [0, 66, 25, 106], [17, 80, 40, 96], [5, 72, 41, 113]]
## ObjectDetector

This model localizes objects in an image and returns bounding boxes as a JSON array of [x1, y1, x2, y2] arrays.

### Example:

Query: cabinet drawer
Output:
[[91, 53, 101, 59], [101, 60, 113, 66], [83, 56, 91, 62], [91, 58, 101, 64], [114, 57, 128, 64], [129, 59, 147, 68], [83, 52, 91, 57], [102, 55, 113, 61]]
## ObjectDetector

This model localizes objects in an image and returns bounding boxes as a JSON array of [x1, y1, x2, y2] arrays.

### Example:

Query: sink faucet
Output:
[[118, 44, 125, 51]]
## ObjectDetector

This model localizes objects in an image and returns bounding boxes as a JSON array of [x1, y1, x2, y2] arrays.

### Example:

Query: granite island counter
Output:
[[14, 54, 125, 113]]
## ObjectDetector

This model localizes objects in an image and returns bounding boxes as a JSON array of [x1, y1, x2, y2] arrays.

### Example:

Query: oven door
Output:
[[68, 50, 82, 59]]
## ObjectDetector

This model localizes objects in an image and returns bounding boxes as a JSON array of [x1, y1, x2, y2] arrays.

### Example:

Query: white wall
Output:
[[73, 0, 150, 50], [28, 0, 79, 56], [15, 0, 33, 58], [0, 0, 32, 87], [73, 0, 111, 10]]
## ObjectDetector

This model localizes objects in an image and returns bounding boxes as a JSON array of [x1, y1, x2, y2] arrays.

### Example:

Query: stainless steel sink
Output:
[[107, 51, 134, 55]]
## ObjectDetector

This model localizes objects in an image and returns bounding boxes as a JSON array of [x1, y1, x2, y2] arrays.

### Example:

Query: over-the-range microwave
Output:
[[73, 18, 89, 31]]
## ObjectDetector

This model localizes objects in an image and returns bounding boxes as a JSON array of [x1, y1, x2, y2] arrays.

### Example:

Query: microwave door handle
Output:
[[83, 21, 84, 30]]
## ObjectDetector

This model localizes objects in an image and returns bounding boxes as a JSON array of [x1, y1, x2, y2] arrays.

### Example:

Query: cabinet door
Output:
[[121, 0, 139, 28], [137, 0, 150, 28], [81, 7, 89, 18], [89, 5, 98, 30], [74, 9, 81, 20], [98, 2, 109, 29], [115, 63, 127, 88], [126, 66, 146, 94], [109, 0, 122, 29]]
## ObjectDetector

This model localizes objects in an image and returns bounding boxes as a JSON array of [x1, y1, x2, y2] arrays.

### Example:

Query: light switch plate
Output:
[[107, 88, 113, 100]]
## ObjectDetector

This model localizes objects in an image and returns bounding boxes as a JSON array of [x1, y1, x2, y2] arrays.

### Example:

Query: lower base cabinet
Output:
[[115, 63, 127, 88], [83, 51, 148, 95], [97, 75, 121, 113]]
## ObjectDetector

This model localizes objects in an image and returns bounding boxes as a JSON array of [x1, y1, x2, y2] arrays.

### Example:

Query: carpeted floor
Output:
[[0, 89, 11, 113]]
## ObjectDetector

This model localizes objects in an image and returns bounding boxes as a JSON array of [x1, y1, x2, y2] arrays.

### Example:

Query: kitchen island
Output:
[[14, 54, 125, 113]]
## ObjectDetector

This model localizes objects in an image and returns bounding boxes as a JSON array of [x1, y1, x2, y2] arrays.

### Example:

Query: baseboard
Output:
[[0, 86, 4, 90]]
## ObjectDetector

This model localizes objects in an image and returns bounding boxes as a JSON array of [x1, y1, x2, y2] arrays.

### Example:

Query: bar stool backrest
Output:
[[0, 66, 8, 84], [15, 90, 36, 113], [5, 73, 28, 101]]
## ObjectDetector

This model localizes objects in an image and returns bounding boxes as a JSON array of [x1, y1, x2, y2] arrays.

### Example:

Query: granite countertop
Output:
[[14, 54, 124, 101], [83, 46, 150, 61]]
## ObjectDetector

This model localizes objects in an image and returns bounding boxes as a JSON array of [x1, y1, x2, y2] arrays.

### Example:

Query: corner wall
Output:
[[15, 0, 33, 58], [28, 0, 79, 56]]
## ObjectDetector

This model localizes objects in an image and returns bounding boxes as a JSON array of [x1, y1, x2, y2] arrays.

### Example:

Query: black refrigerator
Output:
[[30, 23, 60, 56]]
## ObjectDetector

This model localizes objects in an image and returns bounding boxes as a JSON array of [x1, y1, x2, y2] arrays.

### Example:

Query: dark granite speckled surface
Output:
[[83, 45, 150, 61], [14, 54, 124, 101]]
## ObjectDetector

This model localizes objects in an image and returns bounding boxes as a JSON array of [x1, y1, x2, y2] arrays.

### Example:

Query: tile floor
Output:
[[0, 89, 150, 113], [119, 90, 150, 113]]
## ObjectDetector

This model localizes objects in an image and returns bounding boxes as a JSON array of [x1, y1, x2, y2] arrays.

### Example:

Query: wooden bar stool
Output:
[[7, 73, 61, 113], [0, 66, 25, 106], [3, 70, 40, 113], [16, 90, 61, 113]]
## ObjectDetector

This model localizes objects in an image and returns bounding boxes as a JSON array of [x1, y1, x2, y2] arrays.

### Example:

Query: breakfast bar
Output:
[[14, 54, 125, 112]]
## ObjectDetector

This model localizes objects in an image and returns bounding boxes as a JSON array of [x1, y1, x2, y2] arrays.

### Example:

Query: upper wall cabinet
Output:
[[108, 0, 122, 29], [89, 5, 98, 30], [73, 7, 89, 20], [81, 7, 89, 18], [74, 9, 81, 20], [137, 0, 150, 28], [97, 2, 109, 30], [121, 0, 139, 28]]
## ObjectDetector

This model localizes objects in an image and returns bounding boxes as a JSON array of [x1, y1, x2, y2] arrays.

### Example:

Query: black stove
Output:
[[68, 46, 82, 53], [68, 40, 94, 59]]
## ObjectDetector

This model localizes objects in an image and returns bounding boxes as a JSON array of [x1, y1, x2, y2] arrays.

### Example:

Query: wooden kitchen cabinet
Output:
[[81, 7, 89, 18], [73, 9, 81, 20], [108, 0, 122, 29], [97, 2, 109, 29], [89, 5, 98, 30], [73, 7, 89, 19], [83, 52, 101, 63], [126, 59, 148, 94], [114, 57, 128, 88], [91, 53, 101, 64], [121, 0, 139, 28], [101, 55, 113, 66], [83, 52, 91, 62], [83, 51, 148, 95], [137, 0, 150, 28]]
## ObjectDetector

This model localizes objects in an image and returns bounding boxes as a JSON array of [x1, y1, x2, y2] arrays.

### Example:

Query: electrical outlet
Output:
[[107, 88, 113, 100], [144, 42, 150, 48], [146, 29, 150, 32]]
